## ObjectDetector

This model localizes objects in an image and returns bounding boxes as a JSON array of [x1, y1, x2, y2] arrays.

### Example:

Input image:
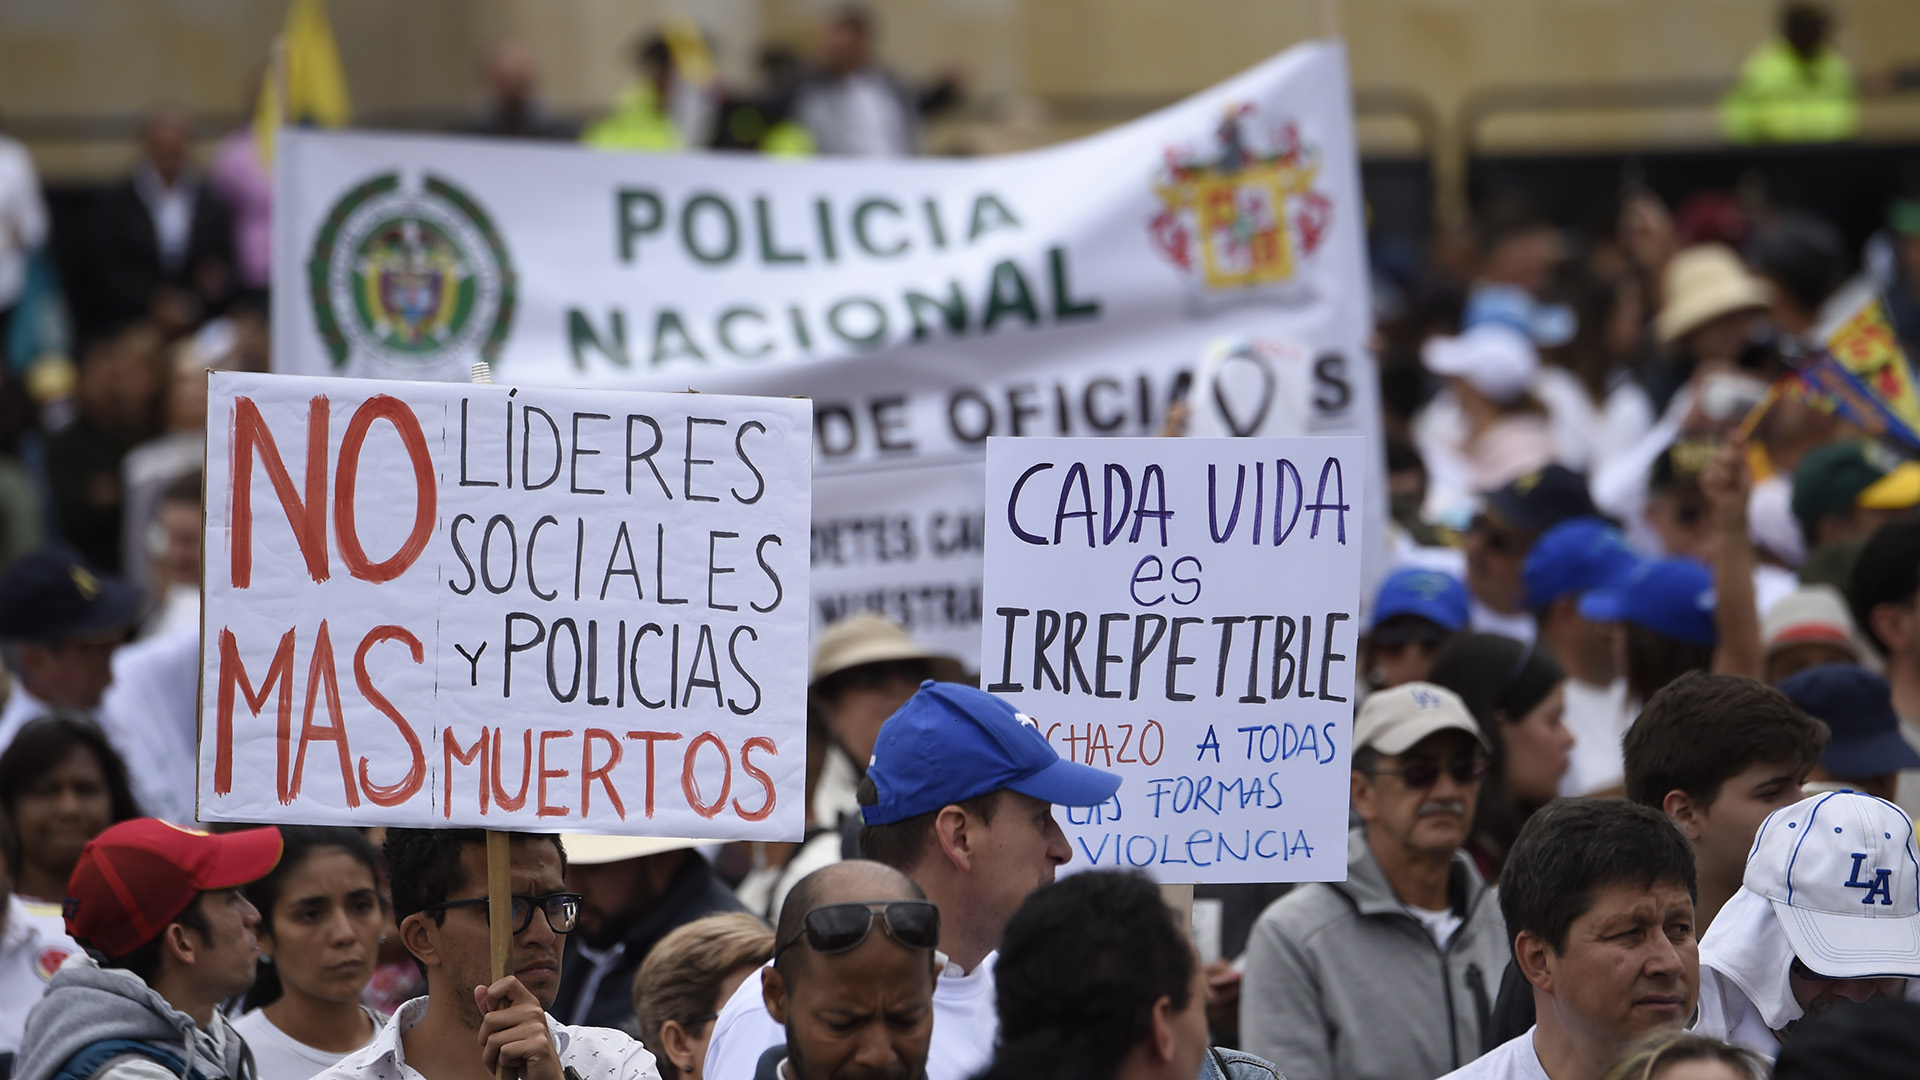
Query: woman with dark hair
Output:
[[980, 869, 1278, 1080], [1426, 633, 1573, 881], [0, 714, 138, 901], [232, 825, 385, 1080]]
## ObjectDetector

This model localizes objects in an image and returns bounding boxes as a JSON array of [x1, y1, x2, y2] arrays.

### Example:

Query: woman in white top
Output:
[[232, 825, 386, 1080]]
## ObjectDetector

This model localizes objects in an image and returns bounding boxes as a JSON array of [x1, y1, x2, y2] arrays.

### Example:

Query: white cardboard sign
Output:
[[981, 435, 1363, 883], [198, 371, 812, 838]]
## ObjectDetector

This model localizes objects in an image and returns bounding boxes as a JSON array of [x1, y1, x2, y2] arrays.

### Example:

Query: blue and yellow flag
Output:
[[1796, 280, 1920, 452]]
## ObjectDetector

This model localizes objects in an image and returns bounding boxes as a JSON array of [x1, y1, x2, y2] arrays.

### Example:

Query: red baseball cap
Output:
[[66, 819, 284, 959]]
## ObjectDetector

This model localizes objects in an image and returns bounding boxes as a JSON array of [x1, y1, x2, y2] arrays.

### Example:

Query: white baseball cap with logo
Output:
[[1353, 682, 1491, 756], [1744, 790, 1920, 978]]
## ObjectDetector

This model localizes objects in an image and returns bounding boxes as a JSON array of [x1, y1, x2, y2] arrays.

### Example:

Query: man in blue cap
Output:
[[704, 681, 1121, 1080], [1779, 664, 1920, 803], [1523, 518, 1643, 795], [1364, 568, 1470, 691], [1466, 465, 1599, 642], [0, 546, 201, 822]]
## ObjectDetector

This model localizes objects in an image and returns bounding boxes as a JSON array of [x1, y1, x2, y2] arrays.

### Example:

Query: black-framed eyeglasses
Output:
[[774, 900, 941, 958], [424, 892, 583, 935], [1371, 757, 1488, 789]]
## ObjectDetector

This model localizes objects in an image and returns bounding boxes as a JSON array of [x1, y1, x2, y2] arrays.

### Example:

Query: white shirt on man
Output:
[[703, 952, 997, 1080], [1558, 677, 1631, 796], [1435, 1026, 1550, 1080], [310, 997, 660, 1080], [232, 1006, 382, 1080], [0, 135, 48, 310], [0, 895, 78, 1059]]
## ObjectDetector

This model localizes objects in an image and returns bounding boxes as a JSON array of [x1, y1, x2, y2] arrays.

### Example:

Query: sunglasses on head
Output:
[[1371, 757, 1488, 789], [775, 900, 941, 958]]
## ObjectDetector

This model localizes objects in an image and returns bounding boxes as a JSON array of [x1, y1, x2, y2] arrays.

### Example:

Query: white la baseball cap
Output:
[[1744, 791, 1920, 978]]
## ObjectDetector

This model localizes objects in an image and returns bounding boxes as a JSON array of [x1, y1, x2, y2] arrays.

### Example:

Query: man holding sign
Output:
[[315, 829, 661, 1080]]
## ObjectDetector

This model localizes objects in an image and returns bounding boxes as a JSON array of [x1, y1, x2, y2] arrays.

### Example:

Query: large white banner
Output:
[[982, 436, 1363, 883], [272, 41, 1381, 668], [199, 371, 812, 837]]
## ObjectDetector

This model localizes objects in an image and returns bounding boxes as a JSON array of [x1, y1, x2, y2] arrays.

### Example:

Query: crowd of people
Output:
[[4, 2, 1920, 1080]]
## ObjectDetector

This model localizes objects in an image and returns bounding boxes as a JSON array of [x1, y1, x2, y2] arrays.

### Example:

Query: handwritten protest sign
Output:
[[198, 371, 811, 839], [981, 436, 1363, 883]]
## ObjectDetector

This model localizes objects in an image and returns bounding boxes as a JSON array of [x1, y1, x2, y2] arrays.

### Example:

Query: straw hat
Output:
[[810, 613, 966, 690], [561, 834, 722, 865], [1655, 244, 1769, 345]]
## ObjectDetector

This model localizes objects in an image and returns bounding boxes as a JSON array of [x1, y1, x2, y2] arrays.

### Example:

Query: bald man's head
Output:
[[766, 860, 938, 1080], [774, 860, 925, 983]]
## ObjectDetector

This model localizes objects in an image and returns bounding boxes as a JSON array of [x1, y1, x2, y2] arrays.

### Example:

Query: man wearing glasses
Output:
[[755, 861, 940, 1080], [1240, 682, 1512, 1080], [1694, 790, 1920, 1059], [314, 830, 662, 1080]]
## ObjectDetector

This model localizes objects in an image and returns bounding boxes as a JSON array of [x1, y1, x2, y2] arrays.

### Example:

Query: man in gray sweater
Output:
[[1239, 682, 1510, 1080]]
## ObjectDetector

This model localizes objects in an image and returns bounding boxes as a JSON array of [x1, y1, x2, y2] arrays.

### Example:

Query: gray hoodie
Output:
[[1239, 827, 1509, 1080], [14, 955, 251, 1080]]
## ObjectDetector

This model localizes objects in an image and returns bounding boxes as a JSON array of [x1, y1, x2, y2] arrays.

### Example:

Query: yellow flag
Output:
[[251, 64, 282, 163], [284, 0, 352, 128]]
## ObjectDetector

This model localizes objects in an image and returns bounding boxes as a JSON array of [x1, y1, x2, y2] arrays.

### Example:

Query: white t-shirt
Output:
[[1558, 678, 1631, 797], [310, 996, 660, 1080], [1406, 904, 1463, 949], [1436, 1026, 1551, 1080], [0, 894, 80, 1057], [232, 1007, 382, 1080], [703, 952, 998, 1080]]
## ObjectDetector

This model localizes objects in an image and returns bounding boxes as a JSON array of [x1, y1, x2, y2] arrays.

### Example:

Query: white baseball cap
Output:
[[1421, 324, 1539, 405], [1744, 791, 1920, 978], [1353, 682, 1491, 756]]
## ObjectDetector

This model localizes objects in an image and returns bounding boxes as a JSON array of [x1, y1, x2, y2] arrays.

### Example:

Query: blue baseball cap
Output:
[[1778, 664, 1920, 780], [861, 681, 1122, 826], [1577, 557, 1717, 646], [1522, 517, 1644, 612], [1370, 569, 1470, 635]]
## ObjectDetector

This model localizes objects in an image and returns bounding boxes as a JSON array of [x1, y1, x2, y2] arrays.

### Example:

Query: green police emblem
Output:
[[308, 172, 516, 370]]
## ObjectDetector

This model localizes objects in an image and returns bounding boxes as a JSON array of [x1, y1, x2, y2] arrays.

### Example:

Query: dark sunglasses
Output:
[[775, 900, 941, 958], [1469, 516, 1527, 556], [424, 892, 582, 935], [1371, 757, 1488, 789]]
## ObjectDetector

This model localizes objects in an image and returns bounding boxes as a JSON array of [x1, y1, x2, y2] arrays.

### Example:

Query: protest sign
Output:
[[980, 435, 1363, 884], [270, 41, 1383, 669], [198, 371, 812, 839]]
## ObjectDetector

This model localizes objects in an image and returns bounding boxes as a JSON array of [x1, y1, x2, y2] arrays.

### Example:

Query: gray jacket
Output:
[[15, 954, 252, 1080], [1238, 827, 1508, 1080]]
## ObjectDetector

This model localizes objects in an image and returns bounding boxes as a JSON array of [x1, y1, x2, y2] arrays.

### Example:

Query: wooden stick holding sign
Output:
[[469, 361, 514, 1080], [488, 828, 512, 1056]]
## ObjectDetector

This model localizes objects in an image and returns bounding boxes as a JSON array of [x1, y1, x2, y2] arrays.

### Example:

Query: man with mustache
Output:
[[1694, 790, 1920, 1058], [1441, 799, 1698, 1080], [13, 819, 282, 1080], [1241, 682, 1511, 1080], [314, 830, 662, 1080], [754, 860, 940, 1080]]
